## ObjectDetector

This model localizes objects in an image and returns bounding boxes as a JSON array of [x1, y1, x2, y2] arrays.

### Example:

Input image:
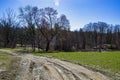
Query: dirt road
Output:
[[0, 49, 111, 80]]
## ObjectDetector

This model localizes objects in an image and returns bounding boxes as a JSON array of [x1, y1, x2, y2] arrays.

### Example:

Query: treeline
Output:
[[0, 5, 120, 52]]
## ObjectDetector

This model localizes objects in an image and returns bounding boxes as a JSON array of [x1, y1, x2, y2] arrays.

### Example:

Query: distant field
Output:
[[33, 51, 120, 79]]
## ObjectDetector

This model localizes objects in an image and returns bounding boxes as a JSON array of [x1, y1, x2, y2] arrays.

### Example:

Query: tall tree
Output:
[[97, 22, 108, 52], [0, 9, 18, 48], [19, 5, 36, 51], [35, 7, 58, 51], [35, 7, 70, 51], [114, 25, 120, 49]]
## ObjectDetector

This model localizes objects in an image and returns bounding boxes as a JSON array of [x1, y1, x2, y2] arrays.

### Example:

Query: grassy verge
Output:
[[0, 52, 12, 70], [0, 52, 20, 80]]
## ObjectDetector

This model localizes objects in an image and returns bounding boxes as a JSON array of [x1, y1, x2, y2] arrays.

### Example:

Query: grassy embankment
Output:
[[0, 51, 20, 80]]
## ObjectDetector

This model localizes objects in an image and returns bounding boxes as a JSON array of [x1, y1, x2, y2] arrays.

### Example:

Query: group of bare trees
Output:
[[0, 6, 70, 51], [0, 9, 19, 48], [80, 22, 120, 51], [0, 5, 120, 52]]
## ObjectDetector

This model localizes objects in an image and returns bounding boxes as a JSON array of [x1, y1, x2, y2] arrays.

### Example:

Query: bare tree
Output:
[[58, 14, 70, 30], [19, 5, 36, 51], [0, 9, 18, 48], [97, 22, 108, 52], [34, 7, 58, 51], [55, 14, 70, 51], [35, 7, 68, 51], [114, 25, 120, 49]]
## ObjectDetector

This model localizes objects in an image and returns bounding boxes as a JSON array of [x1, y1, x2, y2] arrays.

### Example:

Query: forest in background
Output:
[[0, 5, 120, 52]]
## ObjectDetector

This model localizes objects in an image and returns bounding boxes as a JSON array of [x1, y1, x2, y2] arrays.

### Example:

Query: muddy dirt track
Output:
[[0, 49, 111, 80]]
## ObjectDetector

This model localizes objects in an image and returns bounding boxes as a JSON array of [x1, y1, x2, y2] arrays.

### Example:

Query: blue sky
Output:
[[0, 0, 120, 30]]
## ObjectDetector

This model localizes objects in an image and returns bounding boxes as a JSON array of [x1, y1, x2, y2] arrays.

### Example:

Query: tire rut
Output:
[[47, 60, 92, 80], [46, 58, 111, 80], [16, 54, 111, 80]]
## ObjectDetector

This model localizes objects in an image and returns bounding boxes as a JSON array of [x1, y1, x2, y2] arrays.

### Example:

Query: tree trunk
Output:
[[37, 43, 41, 52], [46, 41, 50, 52], [32, 41, 35, 52], [99, 45, 102, 52]]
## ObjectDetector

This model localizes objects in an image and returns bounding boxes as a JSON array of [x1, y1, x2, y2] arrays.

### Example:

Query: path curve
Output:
[[0, 49, 111, 80]]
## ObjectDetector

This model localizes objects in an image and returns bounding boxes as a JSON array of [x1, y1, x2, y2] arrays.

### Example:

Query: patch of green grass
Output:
[[1, 48, 22, 52], [0, 52, 12, 69], [33, 51, 120, 79]]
